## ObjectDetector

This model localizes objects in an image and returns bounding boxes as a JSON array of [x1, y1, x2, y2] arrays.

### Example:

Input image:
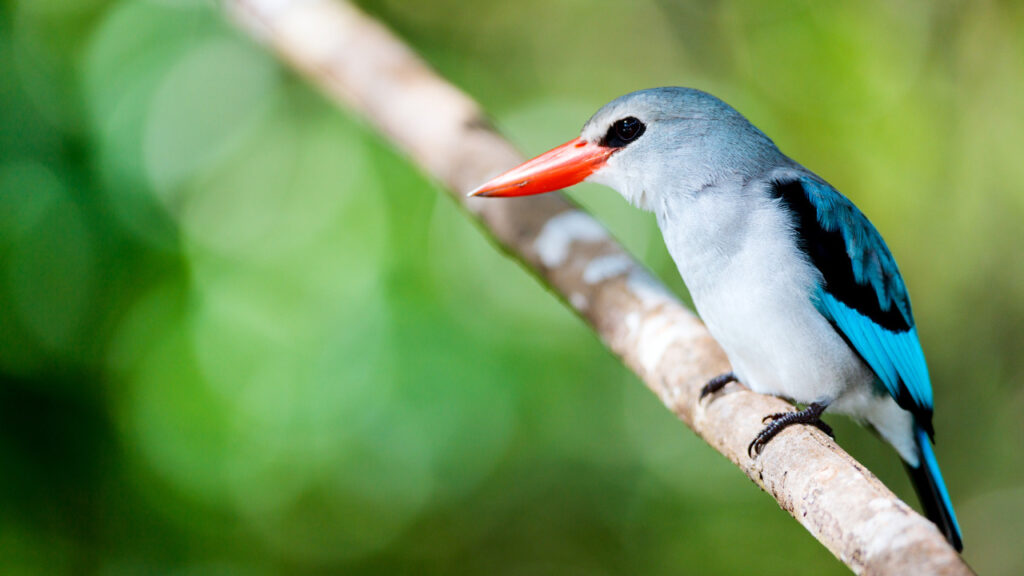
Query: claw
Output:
[[761, 411, 789, 424], [700, 371, 738, 402], [748, 437, 763, 459], [748, 402, 831, 459]]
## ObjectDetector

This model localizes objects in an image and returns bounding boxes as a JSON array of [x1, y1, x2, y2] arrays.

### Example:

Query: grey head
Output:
[[581, 87, 791, 211]]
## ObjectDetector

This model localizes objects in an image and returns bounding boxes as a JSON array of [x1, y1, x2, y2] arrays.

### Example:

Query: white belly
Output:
[[657, 185, 875, 406], [646, 178, 918, 462], [694, 265, 873, 404]]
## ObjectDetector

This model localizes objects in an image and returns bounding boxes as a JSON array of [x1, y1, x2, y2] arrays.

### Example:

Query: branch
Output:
[[225, 1, 972, 574]]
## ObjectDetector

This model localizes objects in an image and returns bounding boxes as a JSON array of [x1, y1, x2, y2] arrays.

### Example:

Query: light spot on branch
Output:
[[583, 253, 633, 284], [627, 267, 679, 309], [570, 292, 588, 310], [534, 210, 608, 267]]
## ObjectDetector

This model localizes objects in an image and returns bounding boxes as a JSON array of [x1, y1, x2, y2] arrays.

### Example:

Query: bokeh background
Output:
[[2, 0, 1023, 574]]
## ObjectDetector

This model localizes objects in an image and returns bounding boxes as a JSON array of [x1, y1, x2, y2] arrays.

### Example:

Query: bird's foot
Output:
[[699, 371, 737, 401], [748, 402, 832, 458]]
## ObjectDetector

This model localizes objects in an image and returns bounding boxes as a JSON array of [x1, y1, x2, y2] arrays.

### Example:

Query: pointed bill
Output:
[[468, 138, 614, 198]]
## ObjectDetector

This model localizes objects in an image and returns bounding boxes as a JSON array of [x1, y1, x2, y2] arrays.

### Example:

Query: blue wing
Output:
[[772, 177, 961, 548], [771, 177, 934, 434]]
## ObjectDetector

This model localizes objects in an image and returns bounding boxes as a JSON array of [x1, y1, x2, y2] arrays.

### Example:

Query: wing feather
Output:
[[771, 177, 934, 433]]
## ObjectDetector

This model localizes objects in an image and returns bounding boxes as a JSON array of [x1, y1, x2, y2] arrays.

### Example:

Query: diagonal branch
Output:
[[225, 1, 972, 574]]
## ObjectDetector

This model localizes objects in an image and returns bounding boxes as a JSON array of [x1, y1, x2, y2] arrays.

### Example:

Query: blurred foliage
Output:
[[1, 0, 1022, 574]]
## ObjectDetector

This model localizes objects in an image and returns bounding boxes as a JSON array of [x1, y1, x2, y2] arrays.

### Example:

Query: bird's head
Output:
[[470, 87, 783, 212]]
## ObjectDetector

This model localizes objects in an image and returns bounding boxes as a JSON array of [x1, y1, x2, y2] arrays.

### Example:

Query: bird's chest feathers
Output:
[[656, 189, 800, 300], [656, 190, 856, 402]]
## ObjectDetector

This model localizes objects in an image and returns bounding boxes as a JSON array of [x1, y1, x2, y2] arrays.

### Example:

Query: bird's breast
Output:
[[657, 186, 872, 404]]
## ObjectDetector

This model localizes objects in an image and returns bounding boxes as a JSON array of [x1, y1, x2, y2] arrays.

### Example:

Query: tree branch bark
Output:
[[225, 1, 972, 574]]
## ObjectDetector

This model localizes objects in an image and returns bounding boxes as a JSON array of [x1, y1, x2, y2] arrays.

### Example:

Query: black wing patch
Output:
[[769, 178, 912, 332]]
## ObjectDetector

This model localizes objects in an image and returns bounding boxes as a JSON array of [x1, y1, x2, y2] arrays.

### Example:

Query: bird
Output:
[[468, 87, 963, 551]]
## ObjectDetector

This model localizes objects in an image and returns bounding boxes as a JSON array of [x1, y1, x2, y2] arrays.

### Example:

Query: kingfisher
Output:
[[469, 87, 963, 551]]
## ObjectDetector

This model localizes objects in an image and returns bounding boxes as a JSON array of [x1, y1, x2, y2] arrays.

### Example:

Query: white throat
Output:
[[587, 156, 656, 212]]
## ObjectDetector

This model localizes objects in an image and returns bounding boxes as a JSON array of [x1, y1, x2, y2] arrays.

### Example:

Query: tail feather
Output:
[[905, 424, 963, 551]]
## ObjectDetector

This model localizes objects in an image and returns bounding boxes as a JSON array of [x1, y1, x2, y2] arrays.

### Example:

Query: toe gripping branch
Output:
[[748, 402, 833, 458], [700, 372, 738, 400]]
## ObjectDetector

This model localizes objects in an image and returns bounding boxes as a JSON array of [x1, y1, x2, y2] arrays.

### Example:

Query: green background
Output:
[[2, 0, 1022, 574]]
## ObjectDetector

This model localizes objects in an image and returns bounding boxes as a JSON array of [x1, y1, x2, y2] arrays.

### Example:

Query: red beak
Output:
[[469, 138, 614, 197]]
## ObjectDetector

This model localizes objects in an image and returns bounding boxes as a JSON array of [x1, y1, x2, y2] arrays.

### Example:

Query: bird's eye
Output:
[[603, 116, 646, 148]]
